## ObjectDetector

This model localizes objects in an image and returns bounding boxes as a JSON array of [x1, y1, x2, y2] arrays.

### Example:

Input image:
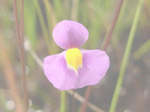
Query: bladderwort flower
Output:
[[43, 20, 110, 90]]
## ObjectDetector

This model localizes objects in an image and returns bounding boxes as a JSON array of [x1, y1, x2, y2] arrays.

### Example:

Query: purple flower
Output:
[[43, 20, 110, 90]]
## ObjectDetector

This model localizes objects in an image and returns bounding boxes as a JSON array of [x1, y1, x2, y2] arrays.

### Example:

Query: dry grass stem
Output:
[[0, 30, 25, 112], [14, 0, 28, 109]]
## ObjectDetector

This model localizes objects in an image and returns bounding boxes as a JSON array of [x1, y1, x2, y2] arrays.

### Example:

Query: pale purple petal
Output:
[[43, 51, 79, 90], [43, 50, 110, 90], [53, 20, 89, 49], [77, 49, 110, 88]]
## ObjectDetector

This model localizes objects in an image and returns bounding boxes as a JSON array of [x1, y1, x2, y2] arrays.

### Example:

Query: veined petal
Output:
[[53, 20, 89, 49], [43, 50, 110, 90]]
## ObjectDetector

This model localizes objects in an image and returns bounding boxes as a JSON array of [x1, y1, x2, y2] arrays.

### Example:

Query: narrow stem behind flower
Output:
[[72, 90, 76, 112], [80, 86, 92, 112], [20, 0, 29, 109], [60, 91, 66, 112], [80, 0, 124, 112], [44, 0, 57, 29], [43, 0, 60, 54], [14, 0, 28, 110], [102, 0, 124, 51], [109, 0, 144, 111], [33, 0, 51, 52], [71, 0, 79, 20]]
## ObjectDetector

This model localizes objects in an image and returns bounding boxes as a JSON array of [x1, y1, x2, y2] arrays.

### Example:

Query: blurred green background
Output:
[[0, 0, 150, 112]]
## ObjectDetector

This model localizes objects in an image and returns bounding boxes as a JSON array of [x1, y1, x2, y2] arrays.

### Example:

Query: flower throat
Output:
[[66, 48, 82, 75]]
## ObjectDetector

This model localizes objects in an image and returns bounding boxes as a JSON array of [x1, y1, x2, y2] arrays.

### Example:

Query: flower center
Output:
[[66, 48, 82, 75]]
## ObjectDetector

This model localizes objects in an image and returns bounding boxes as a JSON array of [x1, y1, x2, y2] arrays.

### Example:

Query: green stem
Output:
[[33, 0, 51, 52], [109, 0, 144, 112], [60, 91, 66, 112], [43, 0, 59, 54], [133, 40, 150, 59]]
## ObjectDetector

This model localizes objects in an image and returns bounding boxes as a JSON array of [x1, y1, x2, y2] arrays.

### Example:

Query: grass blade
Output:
[[33, 0, 51, 52], [109, 0, 144, 112], [133, 40, 150, 59]]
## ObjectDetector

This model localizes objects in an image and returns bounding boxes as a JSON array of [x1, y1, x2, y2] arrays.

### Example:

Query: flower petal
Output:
[[43, 51, 79, 90], [53, 20, 89, 49], [77, 49, 110, 88], [43, 50, 110, 90]]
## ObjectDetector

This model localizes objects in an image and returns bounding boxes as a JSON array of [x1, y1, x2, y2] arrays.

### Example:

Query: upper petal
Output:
[[53, 20, 89, 49]]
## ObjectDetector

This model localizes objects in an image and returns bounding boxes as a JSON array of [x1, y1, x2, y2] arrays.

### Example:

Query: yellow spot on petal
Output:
[[66, 48, 82, 75]]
